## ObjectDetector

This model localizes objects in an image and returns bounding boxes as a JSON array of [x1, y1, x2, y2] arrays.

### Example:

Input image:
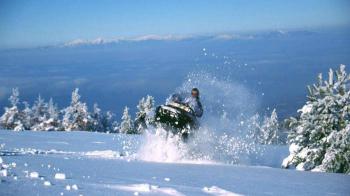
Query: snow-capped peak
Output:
[[63, 37, 111, 47]]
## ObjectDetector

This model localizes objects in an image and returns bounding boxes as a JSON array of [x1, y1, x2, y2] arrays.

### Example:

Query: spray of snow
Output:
[[136, 72, 263, 164], [137, 128, 189, 163]]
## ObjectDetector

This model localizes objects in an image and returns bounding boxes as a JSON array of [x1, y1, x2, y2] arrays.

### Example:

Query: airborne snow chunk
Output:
[[44, 181, 51, 186], [0, 169, 7, 177], [54, 173, 66, 180], [72, 184, 79, 190], [29, 171, 39, 178]]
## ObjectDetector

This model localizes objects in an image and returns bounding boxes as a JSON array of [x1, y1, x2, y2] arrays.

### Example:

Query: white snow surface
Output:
[[203, 186, 243, 196], [0, 130, 349, 196]]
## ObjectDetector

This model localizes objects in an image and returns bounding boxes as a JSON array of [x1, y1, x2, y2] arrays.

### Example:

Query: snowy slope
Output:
[[0, 130, 349, 196]]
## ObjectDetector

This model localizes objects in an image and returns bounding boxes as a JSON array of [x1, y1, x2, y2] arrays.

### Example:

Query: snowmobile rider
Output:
[[184, 88, 203, 118]]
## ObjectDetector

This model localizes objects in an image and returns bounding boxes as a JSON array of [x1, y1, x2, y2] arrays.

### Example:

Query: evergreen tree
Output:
[[260, 109, 280, 145], [90, 104, 118, 133], [134, 95, 155, 133], [39, 98, 62, 131], [282, 64, 350, 173], [120, 106, 134, 134], [62, 88, 92, 131], [247, 110, 282, 145], [47, 98, 60, 121], [21, 101, 33, 130], [9, 88, 19, 106], [144, 95, 155, 125], [31, 95, 49, 131], [91, 103, 103, 131], [0, 88, 24, 131], [247, 113, 262, 143], [101, 111, 119, 133], [135, 97, 146, 133]]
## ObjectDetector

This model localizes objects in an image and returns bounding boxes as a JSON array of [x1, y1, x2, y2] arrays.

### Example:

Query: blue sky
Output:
[[0, 0, 349, 48]]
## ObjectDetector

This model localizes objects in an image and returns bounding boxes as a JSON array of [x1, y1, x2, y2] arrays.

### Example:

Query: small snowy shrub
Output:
[[283, 64, 350, 174]]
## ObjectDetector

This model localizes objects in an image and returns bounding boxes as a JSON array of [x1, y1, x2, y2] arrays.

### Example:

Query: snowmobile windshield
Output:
[[167, 93, 187, 104]]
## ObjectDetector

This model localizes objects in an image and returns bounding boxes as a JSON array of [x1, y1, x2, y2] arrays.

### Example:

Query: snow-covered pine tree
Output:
[[134, 95, 155, 133], [90, 103, 118, 133], [91, 103, 102, 132], [31, 95, 49, 131], [39, 98, 62, 131], [109, 112, 120, 133], [101, 111, 119, 133], [320, 124, 350, 173], [135, 97, 146, 133], [47, 98, 59, 121], [144, 95, 155, 125], [0, 88, 24, 131], [260, 109, 281, 145], [247, 110, 283, 145], [21, 101, 33, 130], [62, 88, 92, 131], [282, 64, 350, 174], [120, 106, 135, 134], [247, 113, 262, 143]]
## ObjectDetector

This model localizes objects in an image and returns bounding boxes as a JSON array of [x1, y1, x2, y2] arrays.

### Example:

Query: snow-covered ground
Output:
[[0, 130, 349, 196]]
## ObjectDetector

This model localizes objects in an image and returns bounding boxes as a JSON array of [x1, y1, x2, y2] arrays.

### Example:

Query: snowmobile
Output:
[[154, 101, 199, 140]]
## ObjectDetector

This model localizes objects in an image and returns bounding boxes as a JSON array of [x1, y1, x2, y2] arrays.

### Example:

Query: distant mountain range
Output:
[[0, 30, 320, 51], [58, 30, 317, 48]]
